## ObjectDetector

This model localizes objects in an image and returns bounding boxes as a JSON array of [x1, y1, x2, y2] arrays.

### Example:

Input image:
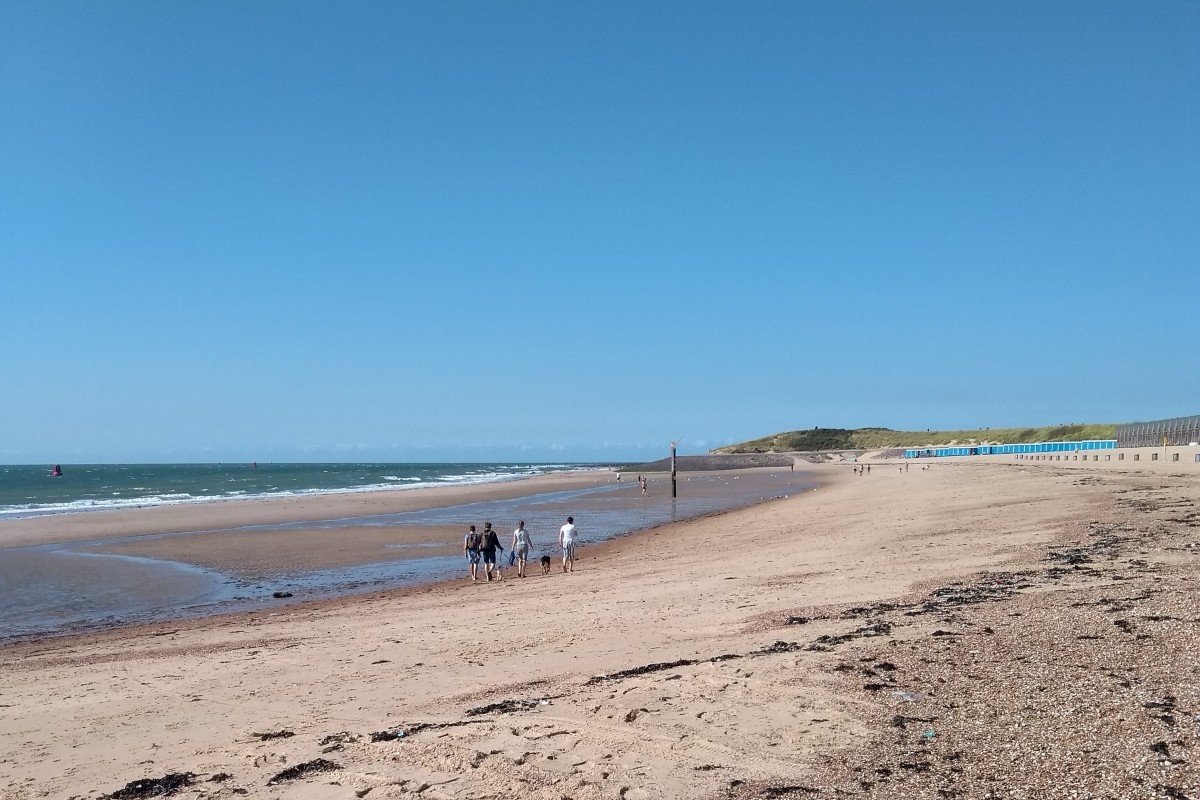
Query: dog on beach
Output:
[[540, 555, 552, 575]]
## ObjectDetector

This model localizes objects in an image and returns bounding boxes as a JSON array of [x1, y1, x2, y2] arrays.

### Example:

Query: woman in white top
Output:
[[511, 520, 533, 578]]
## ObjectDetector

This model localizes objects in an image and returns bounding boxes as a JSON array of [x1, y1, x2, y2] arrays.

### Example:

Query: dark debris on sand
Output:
[[265, 758, 340, 785], [753, 641, 804, 655], [833, 572, 1031, 624], [369, 719, 486, 742], [811, 620, 893, 648], [465, 696, 558, 716], [783, 481, 1200, 799], [104, 773, 196, 799], [318, 731, 360, 752], [587, 654, 743, 684], [723, 778, 821, 798], [254, 729, 294, 740]]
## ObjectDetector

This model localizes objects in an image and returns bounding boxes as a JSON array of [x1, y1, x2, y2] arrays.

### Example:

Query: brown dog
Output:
[[540, 555, 552, 575]]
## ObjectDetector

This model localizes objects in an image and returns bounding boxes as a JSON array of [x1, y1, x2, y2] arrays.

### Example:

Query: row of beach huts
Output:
[[904, 415, 1200, 459]]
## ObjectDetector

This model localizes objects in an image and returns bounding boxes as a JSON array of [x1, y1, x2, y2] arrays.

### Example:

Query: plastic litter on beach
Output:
[[893, 690, 926, 702]]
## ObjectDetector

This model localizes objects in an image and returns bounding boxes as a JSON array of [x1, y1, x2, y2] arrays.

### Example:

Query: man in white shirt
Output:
[[558, 516, 578, 573]]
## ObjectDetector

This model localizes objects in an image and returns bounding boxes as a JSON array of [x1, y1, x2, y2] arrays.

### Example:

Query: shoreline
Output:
[[0, 466, 823, 653], [3, 459, 1195, 799], [0, 469, 620, 548], [0, 466, 811, 642], [0, 454, 796, 525], [0, 465, 614, 523]]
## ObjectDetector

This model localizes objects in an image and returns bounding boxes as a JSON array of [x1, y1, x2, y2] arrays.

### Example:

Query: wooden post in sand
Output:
[[670, 440, 678, 498]]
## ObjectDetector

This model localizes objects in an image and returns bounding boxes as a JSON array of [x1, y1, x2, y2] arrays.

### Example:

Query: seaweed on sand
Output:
[[105, 773, 196, 798], [266, 759, 340, 785]]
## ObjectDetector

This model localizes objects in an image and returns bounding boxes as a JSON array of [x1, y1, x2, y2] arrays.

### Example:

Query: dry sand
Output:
[[1, 458, 1197, 799]]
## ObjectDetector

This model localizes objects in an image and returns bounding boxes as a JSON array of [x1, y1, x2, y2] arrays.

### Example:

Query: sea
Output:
[[0, 462, 813, 640], [0, 462, 584, 519]]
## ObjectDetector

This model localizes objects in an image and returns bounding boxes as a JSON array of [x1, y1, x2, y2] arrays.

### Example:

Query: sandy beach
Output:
[[1, 456, 1198, 799]]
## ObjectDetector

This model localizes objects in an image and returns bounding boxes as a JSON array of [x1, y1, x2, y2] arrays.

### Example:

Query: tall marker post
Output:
[[670, 438, 680, 499]]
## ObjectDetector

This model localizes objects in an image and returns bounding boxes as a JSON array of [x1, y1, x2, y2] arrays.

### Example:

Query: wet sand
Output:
[[1, 457, 1197, 799], [0, 467, 809, 637], [85, 524, 467, 578]]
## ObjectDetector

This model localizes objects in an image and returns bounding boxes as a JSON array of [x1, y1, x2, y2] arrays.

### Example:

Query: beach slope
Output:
[[1, 460, 1197, 799]]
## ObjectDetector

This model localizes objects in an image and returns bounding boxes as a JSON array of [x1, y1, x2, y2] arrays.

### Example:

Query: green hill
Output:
[[715, 424, 1118, 454]]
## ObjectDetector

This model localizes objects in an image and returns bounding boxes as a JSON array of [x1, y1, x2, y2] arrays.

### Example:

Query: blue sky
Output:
[[2, 2, 1197, 463]]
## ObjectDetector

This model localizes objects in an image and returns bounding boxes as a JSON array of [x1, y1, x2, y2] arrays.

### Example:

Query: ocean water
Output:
[[0, 462, 586, 518]]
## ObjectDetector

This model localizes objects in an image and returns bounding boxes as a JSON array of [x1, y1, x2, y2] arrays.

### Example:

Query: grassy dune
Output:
[[715, 424, 1119, 454]]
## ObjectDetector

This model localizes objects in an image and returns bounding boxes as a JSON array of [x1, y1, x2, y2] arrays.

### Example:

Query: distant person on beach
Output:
[[639, 476, 647, 495], [558, 516, 578, 573], [480, 522, 503, 581], [464, 525, 482, 582], [866, 464, 871, 475], [511, 521, 532, 578], [51, 464, 62, 477]]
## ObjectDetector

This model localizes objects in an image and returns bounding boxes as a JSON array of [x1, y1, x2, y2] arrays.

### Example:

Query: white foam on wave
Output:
[[0, 465, 591, 521], [0, 493, 199, 518]]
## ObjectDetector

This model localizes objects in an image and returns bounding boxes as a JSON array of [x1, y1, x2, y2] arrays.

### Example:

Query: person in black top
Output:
[[480, 522, 504, 582]]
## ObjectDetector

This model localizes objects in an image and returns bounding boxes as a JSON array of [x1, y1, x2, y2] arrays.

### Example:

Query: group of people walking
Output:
[[462, 516, 579, 582]]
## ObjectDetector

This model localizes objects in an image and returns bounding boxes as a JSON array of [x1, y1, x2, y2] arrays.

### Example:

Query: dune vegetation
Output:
[[715, 424, 1119, 454]]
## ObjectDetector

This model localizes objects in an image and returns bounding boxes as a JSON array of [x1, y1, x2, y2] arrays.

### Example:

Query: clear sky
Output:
[[2, 2, 1197, 464]]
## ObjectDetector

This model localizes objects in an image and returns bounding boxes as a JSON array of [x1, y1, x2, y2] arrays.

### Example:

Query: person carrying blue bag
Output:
[[510, 520, 532, 577]]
